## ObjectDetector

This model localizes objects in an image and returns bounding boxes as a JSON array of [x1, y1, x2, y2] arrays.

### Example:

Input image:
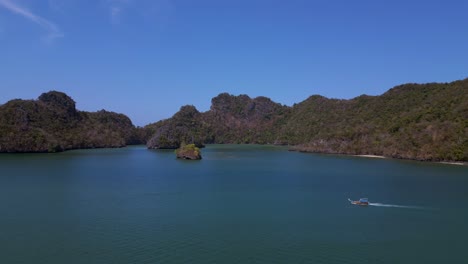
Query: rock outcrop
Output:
[[175, 144, 202, 160], [146, 105, 205, 149]]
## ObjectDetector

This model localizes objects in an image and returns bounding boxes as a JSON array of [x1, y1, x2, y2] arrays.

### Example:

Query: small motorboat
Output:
[[348, 198, 369, 206]]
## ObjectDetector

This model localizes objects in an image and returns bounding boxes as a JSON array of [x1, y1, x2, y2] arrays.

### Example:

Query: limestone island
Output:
[[175, 144, 202, 160]]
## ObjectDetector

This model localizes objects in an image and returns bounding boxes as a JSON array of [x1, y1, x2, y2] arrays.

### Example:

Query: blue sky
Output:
[[1, 0, 467, 126]]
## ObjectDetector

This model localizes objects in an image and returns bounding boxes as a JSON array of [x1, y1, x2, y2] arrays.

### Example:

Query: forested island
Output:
[[1, 79, 467, 162], [145, 79, 467, 162], [0, 91, 142, 152]]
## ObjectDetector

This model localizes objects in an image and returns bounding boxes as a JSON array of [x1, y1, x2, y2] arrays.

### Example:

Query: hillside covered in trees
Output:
[[145, 93, 288, 149], [1, 79, 467, 161], [0, 91, 141, 152], [284, 79, 467, 161], [146, 79, 468, 162]]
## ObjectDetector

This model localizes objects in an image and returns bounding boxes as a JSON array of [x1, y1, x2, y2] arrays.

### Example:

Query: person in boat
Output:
[[358, 198, 369, 204], [348, 198, 369, 205]]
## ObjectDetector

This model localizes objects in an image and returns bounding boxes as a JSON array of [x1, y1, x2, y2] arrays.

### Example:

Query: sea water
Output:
[[1, 145, 467, 263]]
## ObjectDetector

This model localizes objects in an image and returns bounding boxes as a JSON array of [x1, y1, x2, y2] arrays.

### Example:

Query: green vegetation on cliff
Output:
[[175, 143, 202, 160], [2, 78, 466, 161], [285, 80, 468, 161], [145, 93, 288, 148], [205, 93, 289, 144], [145, 79, 468, 162], [0, 91, 142, 152], [146, 105, 206, 149]]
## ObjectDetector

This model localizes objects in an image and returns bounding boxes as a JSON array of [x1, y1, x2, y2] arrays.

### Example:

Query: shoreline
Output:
[[289, 147, 467, 166], [353, 154, 466, 166], [438, 161, 467, 166], [351, 153, 467, 166], [354, 154, 386, 159]]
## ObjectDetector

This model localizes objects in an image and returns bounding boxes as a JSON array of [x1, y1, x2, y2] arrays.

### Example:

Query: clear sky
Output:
[[1, 0, 467, 126]]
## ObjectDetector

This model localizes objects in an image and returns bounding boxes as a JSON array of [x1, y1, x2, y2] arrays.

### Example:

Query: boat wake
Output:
[[368, 203, 423, 209]]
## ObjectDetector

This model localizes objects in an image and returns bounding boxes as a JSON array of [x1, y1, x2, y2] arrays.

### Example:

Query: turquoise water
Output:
[[1, 145, 467, 263]]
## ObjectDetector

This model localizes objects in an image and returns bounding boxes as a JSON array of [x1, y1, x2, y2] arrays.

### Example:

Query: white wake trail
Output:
[[368, 203, 423, 209]]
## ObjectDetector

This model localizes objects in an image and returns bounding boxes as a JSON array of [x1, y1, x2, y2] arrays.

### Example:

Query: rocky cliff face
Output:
[[205, 93, 289, 144], [286, 80, 468, 161], [175, 144, 202, 160], [0, 91, 142, 153], [145, 94, 289, 149], [4, 79, 466, 162], [146, 79, 468, 162], [146, 105, 205, 149]]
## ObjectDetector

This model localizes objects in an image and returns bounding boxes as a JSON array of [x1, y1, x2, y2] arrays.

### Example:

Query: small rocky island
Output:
[[175, 144, 202, 160]]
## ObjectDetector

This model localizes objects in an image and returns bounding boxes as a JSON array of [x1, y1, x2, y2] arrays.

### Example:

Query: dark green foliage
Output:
[[145, 79, 468, 162], [3, 78, 466, 162], [146, 105, 206, 149], [146, 94, 288, 149], [0, 91, 143, 153], [204, 93, 289, 144], [286, 79, 468, 161], [38, 91, 77, 117]]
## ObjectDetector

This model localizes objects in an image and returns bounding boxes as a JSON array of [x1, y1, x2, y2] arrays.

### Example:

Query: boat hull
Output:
[[350, 201, 369, 206], [348, 198, 369, 206]]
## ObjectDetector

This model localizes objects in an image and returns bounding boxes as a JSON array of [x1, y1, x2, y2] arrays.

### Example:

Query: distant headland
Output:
[[1, 78, 467, 162], [0, 91, 142, 152]]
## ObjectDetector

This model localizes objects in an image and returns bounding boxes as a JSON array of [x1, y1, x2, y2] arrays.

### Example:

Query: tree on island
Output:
[[175, 143, 202, 160]]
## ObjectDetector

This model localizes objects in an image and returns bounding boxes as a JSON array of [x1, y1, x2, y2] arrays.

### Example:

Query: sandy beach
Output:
[[355, 155, 386, 159], [356, 155, 467, 166], [439, 161, 467, 166]]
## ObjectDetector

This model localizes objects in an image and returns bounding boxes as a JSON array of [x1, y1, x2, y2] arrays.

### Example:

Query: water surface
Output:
[[1, 145, 467, 263]]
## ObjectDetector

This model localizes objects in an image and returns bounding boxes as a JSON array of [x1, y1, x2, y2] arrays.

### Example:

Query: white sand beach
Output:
[[439, 161, 467, 166], [355, 155, 386, 159]]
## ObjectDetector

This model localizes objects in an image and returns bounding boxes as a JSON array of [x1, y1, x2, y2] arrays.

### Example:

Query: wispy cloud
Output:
[[0, 0, 63, 42], [107, 0, 131, 24], [105, 0, 173, 26], [110, 5, 122, 24]]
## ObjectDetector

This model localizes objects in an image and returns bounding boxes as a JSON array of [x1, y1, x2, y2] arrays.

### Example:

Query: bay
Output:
[[0, 145, 467, 263]]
